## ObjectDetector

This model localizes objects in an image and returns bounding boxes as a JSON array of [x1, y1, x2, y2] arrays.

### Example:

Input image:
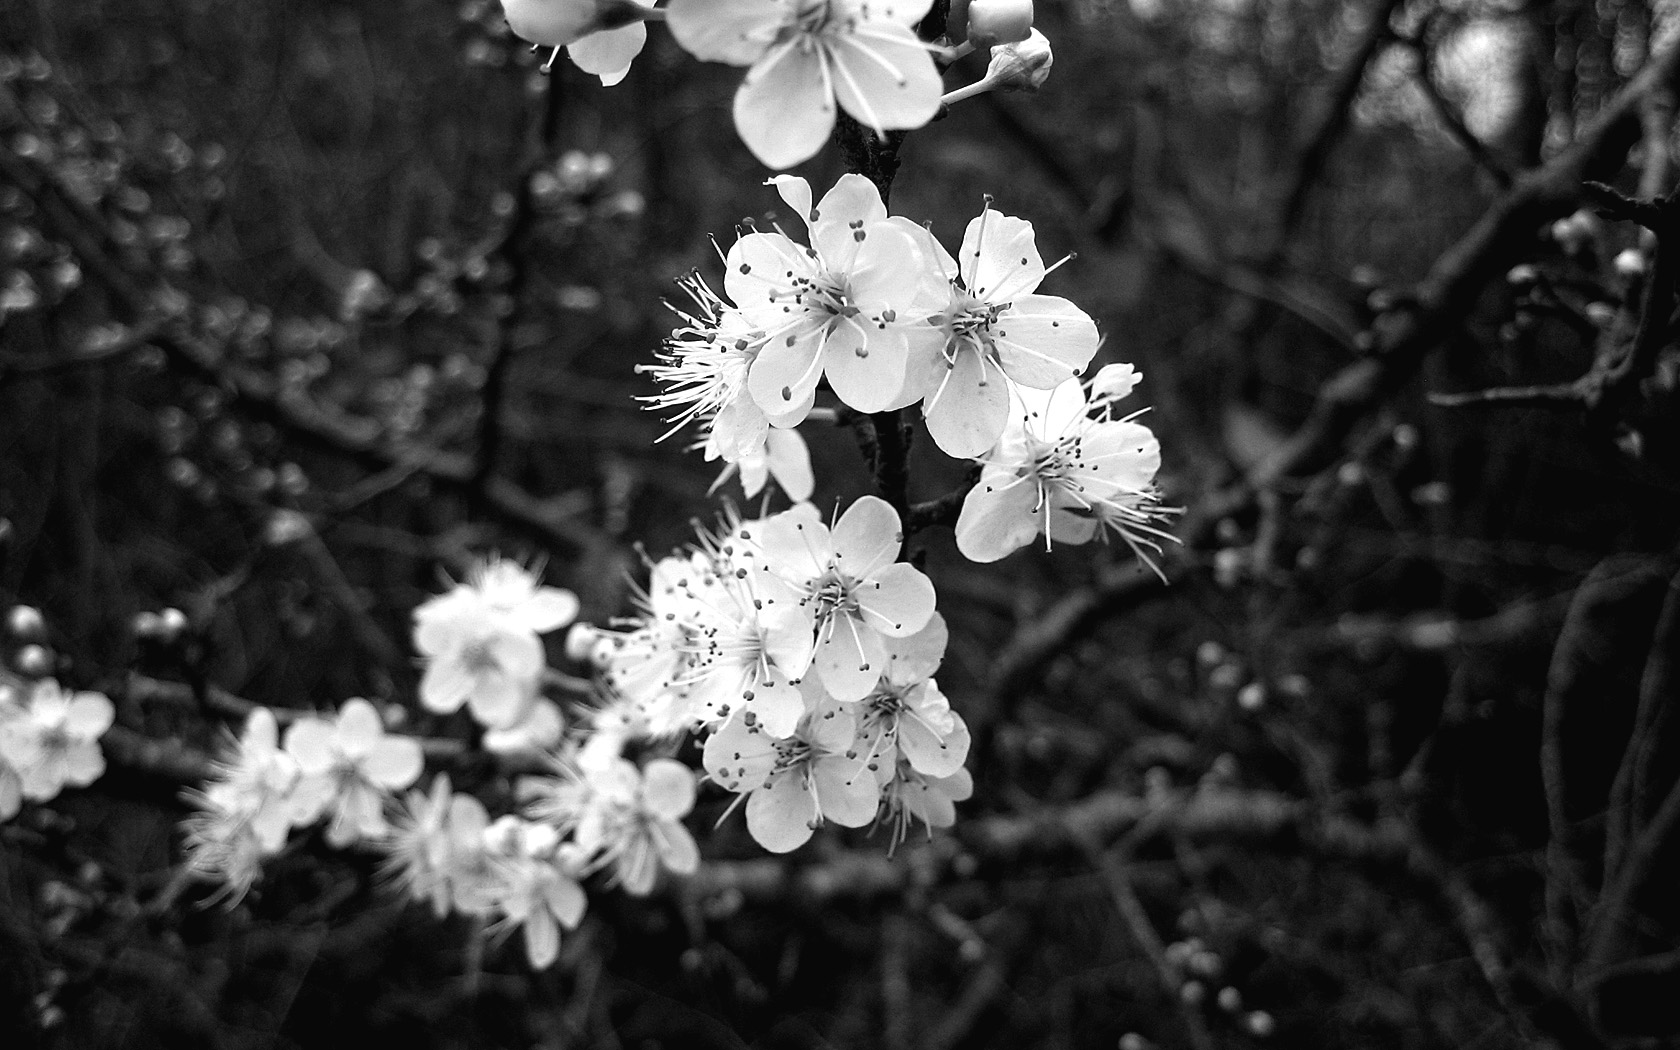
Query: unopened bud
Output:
[[14, 643, 52, 677], [1585, 301, 1617, 326], [158, 607, 189, 639], [6, 605, 44, 640], [967, 0, 1034, 48], [1614, 248, 1646, 278], [263, 509, 314, 547], [986, 28, 1052, 92], [1090, 362, 1141, 401]]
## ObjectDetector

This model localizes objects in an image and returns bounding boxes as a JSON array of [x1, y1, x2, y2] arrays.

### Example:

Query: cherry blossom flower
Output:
[[667, 553, 816, 736], [0, 679, 113, 802], [564, 758, 701, 894], [955, 365, 1171, 566], [284, 699, 424, 848], [878, 762, 973, 851], [482, 816, 589, 969], [384, 774, 497, 918], [704, 701, 877, 853], [667, 0, 943, 169], [899, 201, 1099, 458], [199, 706, 316, 852], [855, 614, 970, 780], [729, 175, 929, 416], [413, 555, 578, 729], [753, 496, 937, 701]]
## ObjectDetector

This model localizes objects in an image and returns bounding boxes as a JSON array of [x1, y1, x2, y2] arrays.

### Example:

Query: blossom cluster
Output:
[[574, 495, 972, 853], [0, 676, 114, 820], [645, 174, 1169, 566], [498, 0, 1051, 169], [181, 699, 425, 900]]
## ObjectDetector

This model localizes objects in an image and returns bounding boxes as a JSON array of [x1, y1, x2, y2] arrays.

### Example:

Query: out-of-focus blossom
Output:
[[0, 679, 113, 802], [284, 699, 424, 848], [413, 556, 578, 729]]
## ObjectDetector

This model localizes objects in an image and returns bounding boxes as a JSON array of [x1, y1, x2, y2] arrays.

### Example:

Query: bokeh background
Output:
[[3, 0, 1680, 1047]]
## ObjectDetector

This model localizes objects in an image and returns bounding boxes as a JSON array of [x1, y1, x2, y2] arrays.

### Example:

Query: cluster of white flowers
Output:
[[645, 174, 1168, 565], [182, 699, 425, 899], [569, 495, 970, 853], [497, 0, 1049, 169], [0, 676, 114, 820]]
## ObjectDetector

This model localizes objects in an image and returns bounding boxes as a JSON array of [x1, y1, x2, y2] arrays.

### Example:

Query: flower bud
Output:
[[986, 28, 1052, 92], [14, 643, 52, 677], [1614, 247, 1647, 278], [967, 0, 1034, 48], [6, 605, 44, 640]]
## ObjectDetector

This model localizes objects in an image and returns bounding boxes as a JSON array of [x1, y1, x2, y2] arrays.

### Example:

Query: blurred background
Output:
[[3, 0, 1680, 1047]]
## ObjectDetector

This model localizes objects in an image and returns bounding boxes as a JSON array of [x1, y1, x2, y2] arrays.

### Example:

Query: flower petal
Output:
[[923, 347, 1013, 459], [284, 718, 337, 775], [667, 0, 783, 64], [960, 211, 1044, 303], [811, 755, 878, 827], [764, 427, 815, 501], [855, 561, 937, 637], [831, 494, 903, 577], [734, 47, 835, 170], [364, 737, 424, 790], [813, 614, 885, 702], [824, 317, 906, 414], [829, 22, 942, 135], [992, 294, 1099, 389], [746, 771, 818, 853], [955, 467, 1042, 563], [641, 758, 697, 820], [568, 22, 646, 81]]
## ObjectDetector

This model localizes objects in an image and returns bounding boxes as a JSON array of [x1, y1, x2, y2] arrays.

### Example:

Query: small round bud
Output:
[[6, 604, 45, 639], [14, 643, 52, 677], [1614, 248, 1647, 278], [1585, 301, 1617, 326], [263, 509, 314, 547], [1195, 640, 1225, 667], [967, 0, 1034, 48], [1217, 986, 1243, 1012], [1246, 1011, 1276, 1037], [1392, 422, 1418, 451], [1505, 264, 1539, 286], [132, 611, 164, 638], [1180, 980, 1206, 1006], [158, 607, 189, 639], [1118, 1035, 1151, 1050], [1237, 682, 1266, 711]]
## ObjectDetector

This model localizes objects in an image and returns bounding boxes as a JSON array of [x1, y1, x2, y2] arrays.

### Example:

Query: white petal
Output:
[[667, 0, 783, 64], [992, 295, 1099, 389], [831, 495, 903, 578], [959, 211, 1044, 303], [829, 22, 942, 134], [955, 468, 1043, 563], [284, 718, 337, 775], [769, 174, 815, 231], [746, 772, 819, 853], [811, 174, 889, 262], [568, 22, 646, 79], [363, 737, 424, 790], [924, 348, 1013, 459], [811, 755, 878, 827], [855, 561, 937, 637], [734, 47, 836, 170], [764, 428, 814, 501]]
